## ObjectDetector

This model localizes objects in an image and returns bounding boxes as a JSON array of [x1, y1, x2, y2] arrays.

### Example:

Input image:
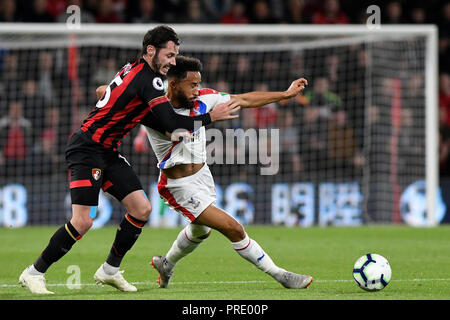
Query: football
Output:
[[353, 253, 391, 291]]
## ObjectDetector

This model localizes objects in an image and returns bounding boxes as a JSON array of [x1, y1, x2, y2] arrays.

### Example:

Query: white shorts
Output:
[[157, 164, 216, 222]]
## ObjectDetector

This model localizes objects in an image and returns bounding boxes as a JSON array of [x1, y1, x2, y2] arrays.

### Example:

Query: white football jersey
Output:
[[145, 88, 231, 169]]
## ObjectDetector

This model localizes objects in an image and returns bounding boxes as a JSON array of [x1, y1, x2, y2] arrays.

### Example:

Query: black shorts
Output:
[[65, 130, 143, 206]]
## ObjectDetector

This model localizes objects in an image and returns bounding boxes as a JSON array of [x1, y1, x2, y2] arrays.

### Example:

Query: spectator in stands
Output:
[[46, 0, 68, 19], [95, 0, 123, 23], [23, 0, 55, 22], [439, 73, 450, 126], [0, 0, 21, 22], [20, 79, 46, 145], [408, 6, 427, 24], [227, 54, 254, 93], [278, 108, 303, 176], [37, 51, 56, 104], [180, 0, 209, 24], [251, 82, 279, 129], [93, 57, 117, 87], [303, 76, 341, 118], [0, 101, 32, 177], [327, 107, 363, 176], [31, 107, 63, 175], [312, 0, 349, 24], [202, 0, 233, 23], [282, 0, 310, 24], [220, 1, 249, 24], [250, 0, 278, 24], [130, 0, 159, 23], [0, 52, 21, 101], [298, 103, 328, 175], [57, 0, 95, 23], [203, 53, 224, 86], [382, 1, 406, 24], [438, 2, 450, 73], [439, 101, 450, 176]]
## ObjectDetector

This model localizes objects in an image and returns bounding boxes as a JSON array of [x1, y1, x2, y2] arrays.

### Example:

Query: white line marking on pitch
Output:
[[2, 278, 450, 288]]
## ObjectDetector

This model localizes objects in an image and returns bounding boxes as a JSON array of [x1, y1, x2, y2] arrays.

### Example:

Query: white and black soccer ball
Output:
[[353, 253, 391, 291]]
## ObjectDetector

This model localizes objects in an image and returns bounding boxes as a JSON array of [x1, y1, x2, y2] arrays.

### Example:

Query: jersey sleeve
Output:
[[199, 89, 231, 112], [136, 73, 166, 104], [149, 100, 211, 133]]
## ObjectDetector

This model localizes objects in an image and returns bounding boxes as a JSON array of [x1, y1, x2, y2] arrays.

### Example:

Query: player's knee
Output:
[[70, 216, 93, 235], [189, 224, 211, 240], [224, 221, 245, 242], [132, 200, 152, 221]]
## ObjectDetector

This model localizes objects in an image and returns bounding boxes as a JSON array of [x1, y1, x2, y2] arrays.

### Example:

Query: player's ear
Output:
[[168, 79, 177, 89], [146, 45, 156, 57]]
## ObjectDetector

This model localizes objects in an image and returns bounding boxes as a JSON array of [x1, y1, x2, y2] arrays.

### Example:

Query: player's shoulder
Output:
[[198, 88, 230, 100], [134, 59, 165, 91], [198, 88, 219, 96]]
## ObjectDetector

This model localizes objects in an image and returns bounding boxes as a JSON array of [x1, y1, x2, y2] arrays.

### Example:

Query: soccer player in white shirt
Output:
[[98, 55, 312, 289]]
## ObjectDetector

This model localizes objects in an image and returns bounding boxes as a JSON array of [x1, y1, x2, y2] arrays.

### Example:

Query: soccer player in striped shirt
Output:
[[18, 26, 239, 294]]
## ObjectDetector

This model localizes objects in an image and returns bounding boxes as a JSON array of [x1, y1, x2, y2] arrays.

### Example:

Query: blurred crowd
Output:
[[0, 0, 449, 184]]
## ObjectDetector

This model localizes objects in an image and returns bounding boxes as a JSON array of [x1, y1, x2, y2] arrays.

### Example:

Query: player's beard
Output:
[[175, 92, 195, 109], [151, 51, 170, 76]]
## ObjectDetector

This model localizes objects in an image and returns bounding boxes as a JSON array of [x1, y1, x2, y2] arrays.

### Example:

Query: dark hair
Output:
[[167, 55, 203, 79], [141, 25, 180, 56]]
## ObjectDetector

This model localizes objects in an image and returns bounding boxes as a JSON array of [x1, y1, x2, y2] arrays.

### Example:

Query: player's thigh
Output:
[[194, 205, 245, 242], [102, 155, 151, 220]]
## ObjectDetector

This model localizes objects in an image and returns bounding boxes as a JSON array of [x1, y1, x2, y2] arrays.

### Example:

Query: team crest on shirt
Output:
[[188, 197, 200, 209], [153, 77, 164, 90], [92, 168, 102, 181]]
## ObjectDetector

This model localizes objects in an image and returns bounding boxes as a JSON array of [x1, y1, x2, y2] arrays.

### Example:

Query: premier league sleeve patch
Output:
[[153, 77, 164, 91]]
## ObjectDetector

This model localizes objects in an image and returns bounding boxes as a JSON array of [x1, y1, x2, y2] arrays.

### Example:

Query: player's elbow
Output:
[[96, 85, 107, 99]]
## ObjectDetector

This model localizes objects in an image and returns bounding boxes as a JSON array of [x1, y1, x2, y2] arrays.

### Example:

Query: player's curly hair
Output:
[[167, 55, 203, 80], [141, 25, 180, 56]]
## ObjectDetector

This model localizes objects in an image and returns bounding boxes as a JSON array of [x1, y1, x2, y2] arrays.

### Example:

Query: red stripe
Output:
[[184, 230, 202, 243], [390, 78, 402, 223], [157, 174, 196, 222], [82, 62, 145, 136], [101, 95, 144, 147], [234, 239, 251, 251], [198, 88, 218, 96], [102, 180, 113, 191], [148, 96, 169, 110], [70, 180, 92, 189], [125, 213, 145, 228]]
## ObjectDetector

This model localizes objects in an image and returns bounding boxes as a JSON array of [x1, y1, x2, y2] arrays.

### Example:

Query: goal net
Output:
[[0, 24, 439, 228]]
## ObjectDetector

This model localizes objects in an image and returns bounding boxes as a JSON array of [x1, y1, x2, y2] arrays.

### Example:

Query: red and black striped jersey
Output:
[[81, 58, 168, 150]]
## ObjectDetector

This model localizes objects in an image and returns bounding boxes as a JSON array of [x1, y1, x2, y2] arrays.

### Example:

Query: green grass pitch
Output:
[[1, 225, 450, 300]]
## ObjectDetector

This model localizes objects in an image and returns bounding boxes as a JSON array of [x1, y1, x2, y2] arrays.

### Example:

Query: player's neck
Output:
[[142, 55, 155, 72]]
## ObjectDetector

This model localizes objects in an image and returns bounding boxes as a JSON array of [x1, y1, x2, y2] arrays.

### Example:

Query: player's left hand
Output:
[[285, 78, 308, 98]]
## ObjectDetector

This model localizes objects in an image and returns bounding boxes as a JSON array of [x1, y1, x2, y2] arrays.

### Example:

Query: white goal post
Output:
[[0, 23, 439, 227]]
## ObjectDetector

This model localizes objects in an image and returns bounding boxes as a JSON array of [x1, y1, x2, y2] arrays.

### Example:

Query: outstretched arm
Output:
[[95, 85, 240, 133], [230, 78, 308, 108]]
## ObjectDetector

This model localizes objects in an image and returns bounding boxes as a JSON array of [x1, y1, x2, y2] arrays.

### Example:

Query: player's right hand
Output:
[[285, 78, 308, 98], [210, 100, 240, 122]]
